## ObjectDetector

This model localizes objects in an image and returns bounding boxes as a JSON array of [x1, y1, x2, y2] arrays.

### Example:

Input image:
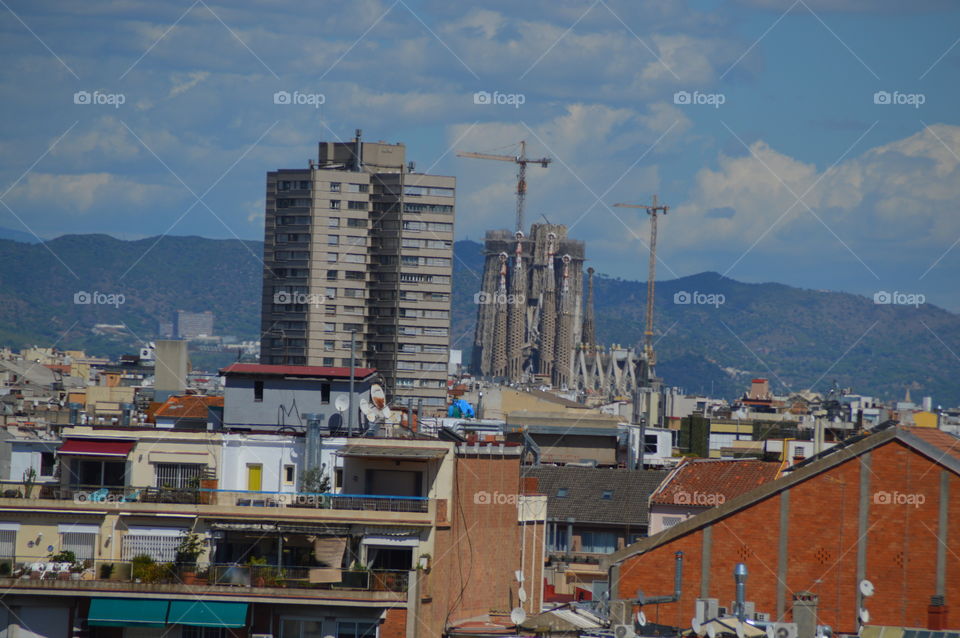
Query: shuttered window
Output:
[[155, 463, 204, 489], [0, 531, 15, 558], [121, 534, 182, 562], [61, 532, 96, 561]]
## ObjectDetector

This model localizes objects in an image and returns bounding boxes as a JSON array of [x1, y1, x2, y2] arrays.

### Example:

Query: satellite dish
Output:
[[859, 609, 870, 624], [859, 579, 874, 597], [510, 607, 527, 625], [515, 570, 525, 583], [736, 622, 745, 638], [637, 610, 647, 627], [361, 403, 377, 421], [707, 624, 717, 638], [692, 618, 703, 636], [370, 384, 386, 409], [381, 406, 392, 420], [334, 395, 349, 412], [518, 586, 527, 603]]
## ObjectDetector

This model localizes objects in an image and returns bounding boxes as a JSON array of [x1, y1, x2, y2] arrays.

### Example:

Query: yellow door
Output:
[[247, 464, 263, 491]]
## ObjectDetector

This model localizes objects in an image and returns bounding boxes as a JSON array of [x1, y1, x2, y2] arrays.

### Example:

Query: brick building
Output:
[[604, 426, 960, 633]]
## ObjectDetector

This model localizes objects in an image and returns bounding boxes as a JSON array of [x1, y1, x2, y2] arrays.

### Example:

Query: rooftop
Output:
[[154, 394, 224, 420], [523, 465, 668, 526], [220, 363, 377, 380], [649, 458, 781, 507]]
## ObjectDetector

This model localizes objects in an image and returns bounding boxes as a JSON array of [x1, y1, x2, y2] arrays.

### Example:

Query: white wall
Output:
[[219, 434, 346, 493]]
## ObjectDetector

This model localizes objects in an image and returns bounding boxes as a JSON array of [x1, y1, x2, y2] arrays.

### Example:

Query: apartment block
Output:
[[260, 131, 454, 409]]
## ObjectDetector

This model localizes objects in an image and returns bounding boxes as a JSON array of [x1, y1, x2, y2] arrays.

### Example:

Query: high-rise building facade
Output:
[[259, 131, 455, 408]]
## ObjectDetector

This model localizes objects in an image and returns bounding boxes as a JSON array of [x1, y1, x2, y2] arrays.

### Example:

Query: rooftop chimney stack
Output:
[[734, 563, 748, 621]]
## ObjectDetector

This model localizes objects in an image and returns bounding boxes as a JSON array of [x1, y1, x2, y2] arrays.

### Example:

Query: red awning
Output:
[[57, 439, 135, 457]]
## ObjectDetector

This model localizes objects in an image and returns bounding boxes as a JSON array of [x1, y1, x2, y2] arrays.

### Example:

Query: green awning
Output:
[[168, 601, 248, 628], [87, 598, 169, 628]]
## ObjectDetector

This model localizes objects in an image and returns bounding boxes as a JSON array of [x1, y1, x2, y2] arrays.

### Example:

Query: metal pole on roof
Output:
[[348, 330, 356, 437]]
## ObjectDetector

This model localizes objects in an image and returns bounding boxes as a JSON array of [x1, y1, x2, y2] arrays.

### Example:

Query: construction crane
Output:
[[458, 140, 551, 232], [614, 195, 670, 366]]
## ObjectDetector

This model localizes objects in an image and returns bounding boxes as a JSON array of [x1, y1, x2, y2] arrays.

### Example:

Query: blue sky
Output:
[[2, 0, 960, 308]]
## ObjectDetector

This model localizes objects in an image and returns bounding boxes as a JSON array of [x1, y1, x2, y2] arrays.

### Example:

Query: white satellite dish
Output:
[[370, 384, 386, 409], [736, 622, 745, 638], [381, 406, 392, 420], [859, 579, 874, 597], [859, 609, 870, 624], [514, 570, 525, 583], [510, 607, 527, 625], [637, 610, 647, 627], [361, 402, 377, 421], [334, 395, 349, 413], [518, 586, 527, 603], [692, 618, 703, 636], [707, 624, 717, 638]]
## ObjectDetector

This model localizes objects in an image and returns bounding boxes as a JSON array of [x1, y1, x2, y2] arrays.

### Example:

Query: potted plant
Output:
[[131, 554, 155, 583], [174, 532, 204, 584], [247, 556, 268, 587], [70, 560, 89, 580]]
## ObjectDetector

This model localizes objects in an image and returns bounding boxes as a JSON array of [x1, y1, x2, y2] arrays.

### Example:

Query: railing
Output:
[[0, 557, 409, 593], [0, 482, 430, 514]]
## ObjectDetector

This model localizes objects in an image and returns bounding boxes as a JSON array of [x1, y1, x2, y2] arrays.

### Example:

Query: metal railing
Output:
[[0, 556, 410, 592], [0, 482, 430, 513]]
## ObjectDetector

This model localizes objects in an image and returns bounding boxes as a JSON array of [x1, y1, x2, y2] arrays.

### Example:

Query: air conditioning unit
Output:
[[769, 623, 798, 638], [696, 598, 719, 623], [754, 613, 771, 622], [613, 625, 637, 638]]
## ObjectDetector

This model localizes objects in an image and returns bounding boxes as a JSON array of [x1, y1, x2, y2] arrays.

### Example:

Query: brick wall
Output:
[[380, 608, 407, 638], [616, 439, 960, 633]]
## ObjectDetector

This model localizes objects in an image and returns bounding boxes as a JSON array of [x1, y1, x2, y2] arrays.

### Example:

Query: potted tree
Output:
[[174, 532, 205, 585], [247, 555, 268, 587]]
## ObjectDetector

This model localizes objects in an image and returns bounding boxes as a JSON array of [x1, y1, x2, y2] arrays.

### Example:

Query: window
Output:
[[324, 340, 335, 352], [281, 619, 325, 638], [601, 490, 613, 500], [547, 525, 568, 552], [662, 516, 683, 528], [155, 463, 205, 489], [579, 530, 617, 553], [183, 628, 228, 638], [556, 488, 569, 498], [254, 381, 264, 402], [330, 200, 341, 209], [327, 270, 338, 280], [343, 254, 364, 263], [328, 217, 340, 227], [321, 383, 331, 404], [347, 200, 367, 210], [284, 465, 295, 485], [323, 357, 335, 366], [346, 218, 366, 228], [121, 529, 184, 562], [325, 287, 336, 298], [0, 528, 15, 557], [347, 183, 369, 193], [324, 323, 335, 332], [344, 271, 364, 280], [40, 452, 55, 477], [330, 182, 341, 192], [60, 528, 97, 561], [327, 253, 338, 263], [328, 235, 339, 245]]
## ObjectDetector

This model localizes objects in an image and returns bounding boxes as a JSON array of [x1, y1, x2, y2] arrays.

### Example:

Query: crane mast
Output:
[[614, 195, 670, 365]]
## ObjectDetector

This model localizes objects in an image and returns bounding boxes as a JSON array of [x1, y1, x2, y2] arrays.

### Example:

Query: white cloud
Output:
[[8, 172, 170, 213]]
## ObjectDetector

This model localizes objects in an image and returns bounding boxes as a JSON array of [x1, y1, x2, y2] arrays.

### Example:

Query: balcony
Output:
[[0, 483, 434, 524], [0, 559, 410, 604]]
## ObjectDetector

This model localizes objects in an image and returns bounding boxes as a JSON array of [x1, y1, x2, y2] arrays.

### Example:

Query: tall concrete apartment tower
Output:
[[259, 131, 455, 409]]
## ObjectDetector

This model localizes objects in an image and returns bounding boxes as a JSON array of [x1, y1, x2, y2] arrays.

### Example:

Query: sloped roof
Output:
[[154, 395, 224, 420], [603, 426, 960, 568], [649, 458, 781, 506], [522, 465, 668, 526]]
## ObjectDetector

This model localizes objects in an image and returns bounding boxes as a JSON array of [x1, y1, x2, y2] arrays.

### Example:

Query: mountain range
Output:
[[1, 231, 958, 405]]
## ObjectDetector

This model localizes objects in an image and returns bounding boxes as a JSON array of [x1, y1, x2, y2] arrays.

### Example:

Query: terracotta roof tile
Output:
[[154, 395, 223, 420], [649, 458, 781, 507], [220, 363, 376, 380]]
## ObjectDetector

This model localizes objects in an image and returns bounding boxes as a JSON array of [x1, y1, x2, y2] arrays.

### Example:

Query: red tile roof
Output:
[[220, 363, 377, 380], [154, 395, 223, 420], [902, 426, 960, 464], [650, 458, 782, 507]]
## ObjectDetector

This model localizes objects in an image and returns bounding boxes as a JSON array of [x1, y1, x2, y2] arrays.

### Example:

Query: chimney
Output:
[[793, 592, 819, 638], [928, 595, 948, 630], [354, 128, 363, 172]]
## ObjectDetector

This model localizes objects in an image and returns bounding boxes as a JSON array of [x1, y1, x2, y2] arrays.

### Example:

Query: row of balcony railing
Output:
[[0, 482, 431, 513], [0, 556, 409, 593]]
